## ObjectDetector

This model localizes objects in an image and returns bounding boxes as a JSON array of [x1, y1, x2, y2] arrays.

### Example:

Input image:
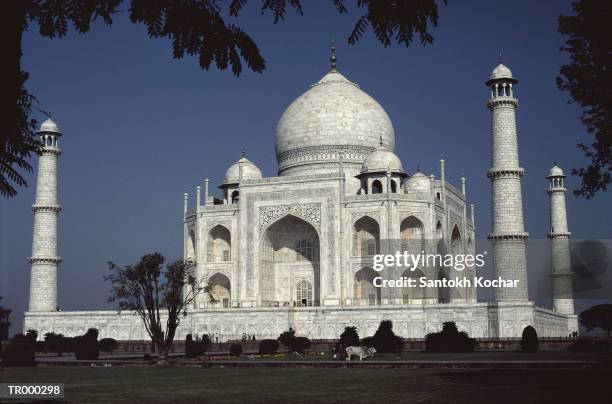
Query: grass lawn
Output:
[[1, 367, 610, 403]]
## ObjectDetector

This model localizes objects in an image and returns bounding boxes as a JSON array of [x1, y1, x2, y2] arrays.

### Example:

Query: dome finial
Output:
[[416, 163, 421, 172], [498, 51, 503, 64], [330, 39, 337, 71], [241, 149, 246, 157]]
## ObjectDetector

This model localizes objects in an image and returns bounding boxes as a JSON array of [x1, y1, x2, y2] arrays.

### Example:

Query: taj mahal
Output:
[[24, 49, 578, 341]]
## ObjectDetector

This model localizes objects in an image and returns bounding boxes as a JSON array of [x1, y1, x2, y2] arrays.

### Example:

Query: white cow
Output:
[[345, 346, 376, 361]]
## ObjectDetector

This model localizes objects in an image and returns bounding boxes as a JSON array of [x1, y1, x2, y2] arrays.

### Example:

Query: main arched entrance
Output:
[[259, 214, 320, 307]]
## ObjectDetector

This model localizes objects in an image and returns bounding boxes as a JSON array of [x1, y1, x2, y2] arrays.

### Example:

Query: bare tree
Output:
[[105, 252, 213, 361]]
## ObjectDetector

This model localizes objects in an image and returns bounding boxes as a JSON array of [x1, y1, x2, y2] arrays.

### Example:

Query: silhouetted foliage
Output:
[[43, 332, 73, 356], [568, 337, 611, 353], [370, 320, 404, 353], [521, 326, 539, 353], [425, 321, 476, 353], [557, 0, 612, 198], [74, 328, 100, 360], [3, 0, 445, 198], [292, 337, 311, 354], [278, 327, 296, 351], [278, 328, 310, 353], [579, 303, 612, 337], [185, 334, 204, 358], [25, 329, 38, 343], [339, 326, 360, 349], [105, 252, 212, 361], [99, 338, 118, 353], [201, 334, 212, 353], [229, 343, 243, 357], [258, 339, 279, 355]]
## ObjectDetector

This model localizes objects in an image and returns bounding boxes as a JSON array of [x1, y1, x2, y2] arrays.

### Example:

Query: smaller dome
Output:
[[490, 63, 513, 80], [404, 171, 431, 194], [548, 164, 564, 177], [361, 147, 404, 174], [224, 156, 262, 184], [39, 118, 61, 134]]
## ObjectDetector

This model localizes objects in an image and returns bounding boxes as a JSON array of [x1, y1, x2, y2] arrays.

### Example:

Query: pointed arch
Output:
[[390, 179, 397, 193], [371, 179, 383, 194], [208, 225, 231, 262], [209, 272, 231, 308], [259, 214, 320, 307], [231, 190, 239, 204], [187, 229, 196, 261], [352, 216, 380, 257], [400, 215, 424, 253], [435, 220, 443, 240], [354, 267, 380, 305], [451, 225, 462, 255]]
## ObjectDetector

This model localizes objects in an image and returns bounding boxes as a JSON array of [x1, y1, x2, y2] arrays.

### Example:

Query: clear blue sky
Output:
[[1, 0, 610, 332]]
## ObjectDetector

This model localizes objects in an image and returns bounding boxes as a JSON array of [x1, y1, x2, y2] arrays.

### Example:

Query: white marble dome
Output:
[[39, 118, 60, 134], [489, 63, 513, 81], [275, 70, 395, 176], [404, 171, 431, 193], [361, 147, 403, 174], [548, 165, 564, 177], [224, 156, 262, 183]]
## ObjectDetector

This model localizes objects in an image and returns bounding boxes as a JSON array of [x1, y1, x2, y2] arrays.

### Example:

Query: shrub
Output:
[[425, 321, 476, 353], [371, 320, 404, 353], [339, 326, 359, 349], [99, 338, 118, 353], [3, 343, 35, 367], [258, 339, 280, 355], [33, 341, 46, 353], [521, 326, 539, 353], [229, 343, 243, 357], [185, 334, 204, 358], [201, 334, 212, 353], [74, 328, 100, 360], [278, 328, 296, 351], [25, 330, 38, 343], [10, 333, 30, 344], [292, 337, 311, 354]]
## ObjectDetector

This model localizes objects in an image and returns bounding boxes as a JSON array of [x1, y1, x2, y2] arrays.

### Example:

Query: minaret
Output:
[[486, 60, 529, 301], [28, 118, 62, 312], [547, 165, 574, 314]]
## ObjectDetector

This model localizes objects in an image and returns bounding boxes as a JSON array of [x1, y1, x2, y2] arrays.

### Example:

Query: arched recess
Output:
[[449, 225, 463, 301], [400, 216, 424, 253], [372, 180, 383, 194], [352, 216, 380, 257], [187, 229, 196, 262], [437, 227, 450, 303], [208, 225, 231, 262], [402, 268, 425, 304], [390, 179, 397, 193], [435, 220, 443, 240], [354, 267, 380, 305], [231, 190, 239, 204], [451, 225, 462, 254], [259, 214, 320, 307], [209, 272, 231, 308]]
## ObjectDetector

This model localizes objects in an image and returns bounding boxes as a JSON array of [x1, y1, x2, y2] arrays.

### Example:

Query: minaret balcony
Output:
[[486, 97, 518, 109], [487, 168, 524, 179]]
